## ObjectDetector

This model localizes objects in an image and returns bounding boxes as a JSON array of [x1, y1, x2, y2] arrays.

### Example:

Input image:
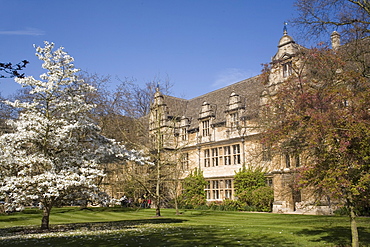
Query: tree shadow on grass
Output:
[[0, 217, 186, 236], [1, 224, 302, 247], [296, 226, 370, 247]]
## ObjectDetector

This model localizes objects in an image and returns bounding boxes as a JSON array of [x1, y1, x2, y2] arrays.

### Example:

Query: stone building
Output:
[[148, 29, 339, 214]]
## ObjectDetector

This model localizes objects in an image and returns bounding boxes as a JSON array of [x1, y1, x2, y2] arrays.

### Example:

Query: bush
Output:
[[219, 199, 242, 211], [234, 166, 273, 212], [334, 206, 370, 216], [251, 186, 274, 212], [178, 169, 207, 208]]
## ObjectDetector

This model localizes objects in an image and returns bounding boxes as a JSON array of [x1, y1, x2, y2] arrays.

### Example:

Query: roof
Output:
[[160, 75, 263, 129]]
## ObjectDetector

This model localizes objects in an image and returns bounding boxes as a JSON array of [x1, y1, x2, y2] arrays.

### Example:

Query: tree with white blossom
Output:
[[0, 42, 147, 230]]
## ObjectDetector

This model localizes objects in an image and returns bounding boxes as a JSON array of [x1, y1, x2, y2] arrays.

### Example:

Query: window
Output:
[[219, 147, 223, 165], [212, 180, 219, 199], [204, 149, 210, 167], [211, 148, 219, 167], [266, 177, 273, 187], [224, 146, 231, 165], [295, 155, 300, 167], [283, 62, 292, 78], [205, 181, 211, 199], [225, 179, 233, 199], [285, 153, 290, 168], [204, 145, 241, 167], [180, 153, 189, 170], [202, 120, 210, 136], [232, 144, 241, 165], [181, 127, 187, 141], [206, 179, 233, 200], [230, 112, 239, 128]]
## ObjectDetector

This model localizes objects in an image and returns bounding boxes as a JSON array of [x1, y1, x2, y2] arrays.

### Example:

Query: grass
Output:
[[0, 207, 369, 246]]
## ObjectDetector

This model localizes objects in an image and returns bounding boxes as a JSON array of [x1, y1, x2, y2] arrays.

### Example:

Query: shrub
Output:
[[251, 186, 274, 212], [179, 169, 207, 208], [234, 166, 273, 212]]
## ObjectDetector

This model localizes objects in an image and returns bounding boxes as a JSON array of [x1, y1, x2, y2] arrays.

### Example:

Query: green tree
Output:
[[179, 168, 207, 208], [261, 46, 370, 247], [234, 166, 273, 211]]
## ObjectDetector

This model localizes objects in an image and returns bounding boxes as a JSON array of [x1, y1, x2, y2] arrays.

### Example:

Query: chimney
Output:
[[331, 31, 341, 50]]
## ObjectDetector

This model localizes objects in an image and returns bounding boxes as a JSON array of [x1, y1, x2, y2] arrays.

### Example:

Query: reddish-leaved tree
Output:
[[261, 46, 370, 247]]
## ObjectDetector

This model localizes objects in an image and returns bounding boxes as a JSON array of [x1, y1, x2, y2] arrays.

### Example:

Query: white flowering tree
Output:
[[0, 42, 146, 230]]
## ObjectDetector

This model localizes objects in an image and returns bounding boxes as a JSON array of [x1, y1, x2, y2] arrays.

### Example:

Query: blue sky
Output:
[[1, 0, 299, 99]]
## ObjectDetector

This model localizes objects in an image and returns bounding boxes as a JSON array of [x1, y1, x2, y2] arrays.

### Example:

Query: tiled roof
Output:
[[162, 95, 188, 118], [162, 75, 263, 129]]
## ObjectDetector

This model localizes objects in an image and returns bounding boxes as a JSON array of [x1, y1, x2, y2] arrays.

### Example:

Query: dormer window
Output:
[[230, 112, 239, 128], [283, 62, 292, 78], [227, 93, 242, 111], [180, 116, 190, 141], [226, 93, 244, 128], [202, 119, 210, 136], [199, 102, 214, 119]]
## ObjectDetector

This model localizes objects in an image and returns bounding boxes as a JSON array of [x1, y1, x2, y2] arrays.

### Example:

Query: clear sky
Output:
[[0, 0, 299, 99]]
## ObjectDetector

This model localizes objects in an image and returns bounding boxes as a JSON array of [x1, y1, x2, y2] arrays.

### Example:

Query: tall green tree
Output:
[[261, 46, 370, 247]]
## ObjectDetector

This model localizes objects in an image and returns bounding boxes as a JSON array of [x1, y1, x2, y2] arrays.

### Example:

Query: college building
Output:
[[148, 29, 341, 214]]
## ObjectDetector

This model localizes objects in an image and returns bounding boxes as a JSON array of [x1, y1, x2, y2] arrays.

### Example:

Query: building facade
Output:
[[149, 29, 338, 214]]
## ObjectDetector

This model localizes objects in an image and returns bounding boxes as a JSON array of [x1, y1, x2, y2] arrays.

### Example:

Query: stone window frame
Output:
[[285, 153, 291, 168], [232, 144, 241, 165], [211, 148, 219, 167], [212, 180, 220, 199], [203, 144, 241, 167], [229, 111, 239, 128], [224, 179, 233, 199], [181, 127, 188, 141], [205, 179, 234, 200], [180, 152, 189, 170], [224, 146, 231, 165], [202, 119, 210, 136], [282, 61, 292, 78], [204, 149, 210, 167], [205, 181, 211, 199]]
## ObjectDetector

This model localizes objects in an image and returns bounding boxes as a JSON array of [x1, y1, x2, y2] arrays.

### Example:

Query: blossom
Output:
[[0, 41, 149, 228]]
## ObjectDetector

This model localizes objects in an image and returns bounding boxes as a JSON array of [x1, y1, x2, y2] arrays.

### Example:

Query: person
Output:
[[120, 195, 128, 207]]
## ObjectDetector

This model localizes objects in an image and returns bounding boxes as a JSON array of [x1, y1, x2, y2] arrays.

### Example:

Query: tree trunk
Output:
[[155, 199, 161, 217], [174, 179, 181, 215], [41, 205, 52, 230], [174, 193, 180, 215], [155, 169, 161, 217], [349, 205, 359, 247]]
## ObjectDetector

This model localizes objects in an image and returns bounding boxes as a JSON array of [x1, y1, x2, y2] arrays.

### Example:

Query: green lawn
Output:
[[0, 207, 369, 246]]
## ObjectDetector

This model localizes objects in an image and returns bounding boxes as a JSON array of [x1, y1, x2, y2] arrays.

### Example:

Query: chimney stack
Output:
[[331, 31, 341, 50]]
